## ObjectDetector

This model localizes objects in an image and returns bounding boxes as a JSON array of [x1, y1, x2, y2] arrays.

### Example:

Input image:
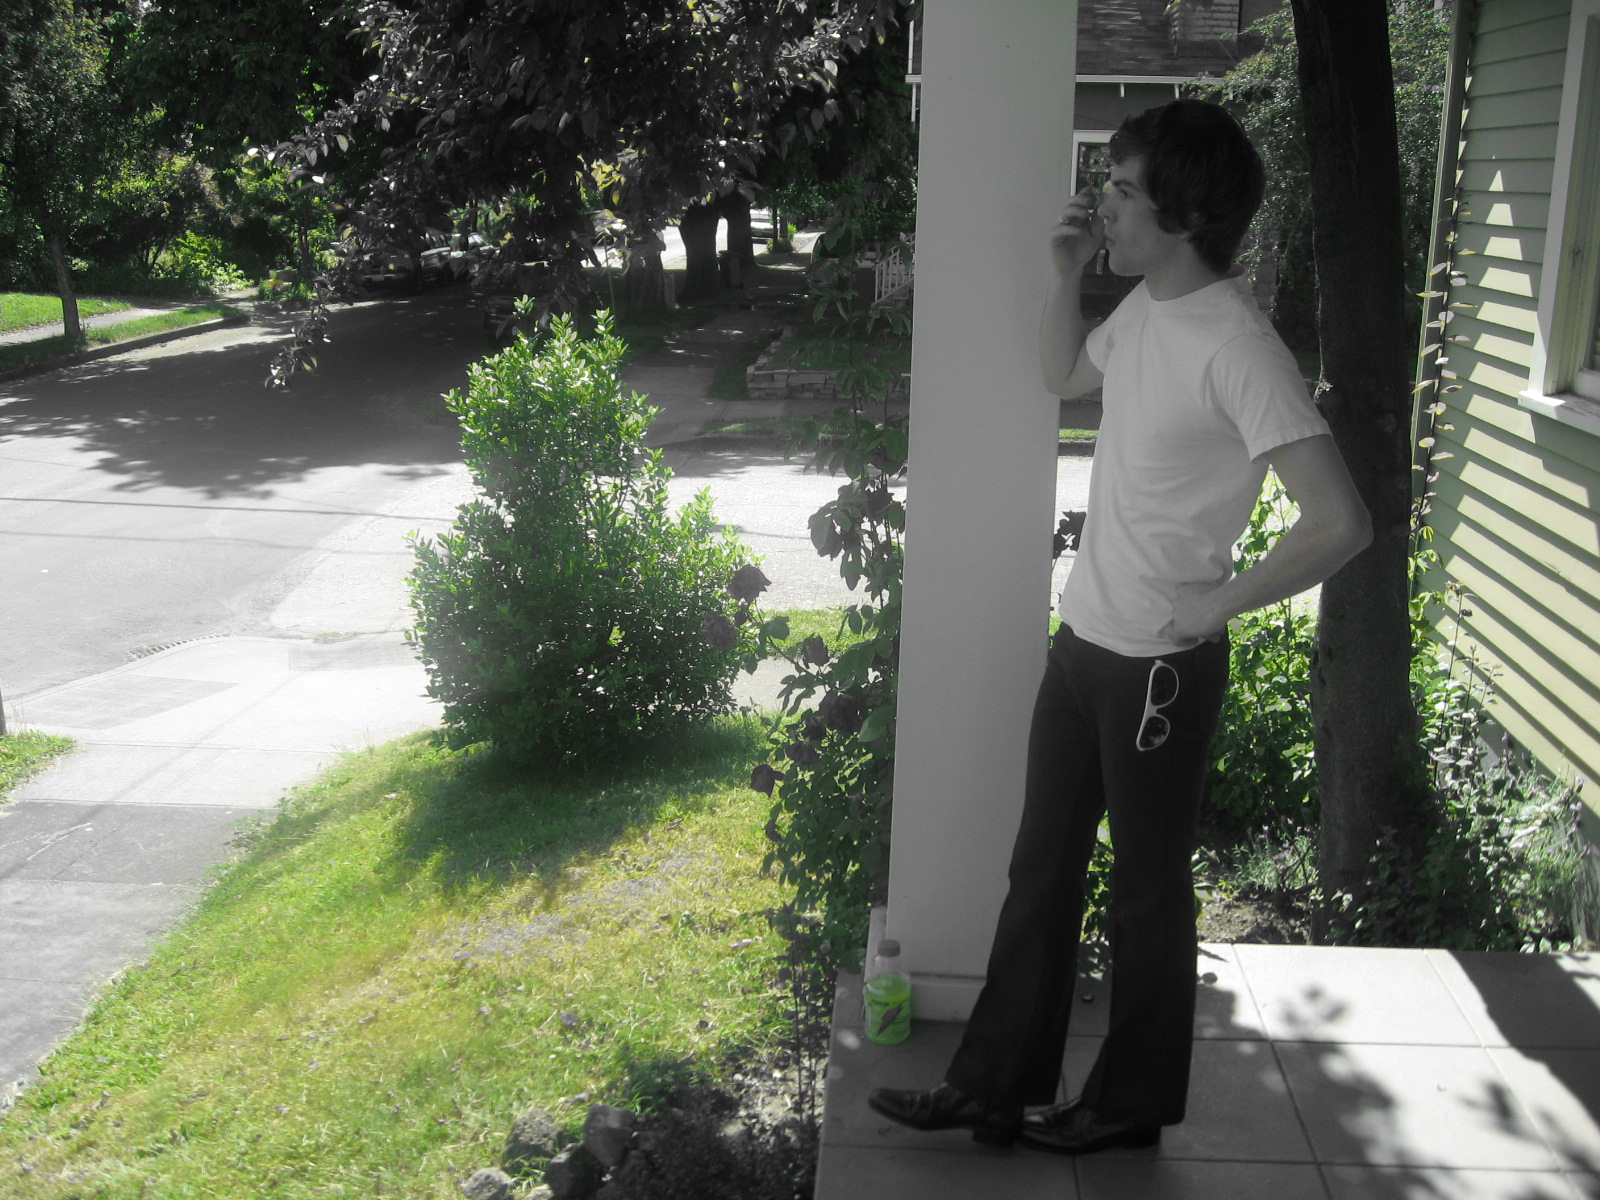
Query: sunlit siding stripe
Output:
[[1451, 415, 1600, 512], [1442, 592, 1600, 790], [1423, 0, 1600, 806]]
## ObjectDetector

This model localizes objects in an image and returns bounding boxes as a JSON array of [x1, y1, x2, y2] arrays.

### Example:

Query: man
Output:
[[867, 99, 1371, 1155]]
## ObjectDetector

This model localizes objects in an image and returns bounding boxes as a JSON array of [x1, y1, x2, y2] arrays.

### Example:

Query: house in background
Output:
[[1071, 0, 1279, 188], [904, 0, 1278, 327], [1419, 0, 1600, 855], [1076, 0, 1279, 311]]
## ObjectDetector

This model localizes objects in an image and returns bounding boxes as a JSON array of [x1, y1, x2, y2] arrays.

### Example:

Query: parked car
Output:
[[474, 259, 554, 345], [419, 231, 488, 287], [356, 247, 422, 291]]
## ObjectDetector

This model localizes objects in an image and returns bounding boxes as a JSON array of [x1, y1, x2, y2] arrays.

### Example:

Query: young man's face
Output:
[[1100, 155, 1192, 280]]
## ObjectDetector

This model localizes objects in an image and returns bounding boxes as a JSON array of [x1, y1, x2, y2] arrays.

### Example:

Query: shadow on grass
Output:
[[236, 715, 767, 903], [392, 716, 767, 890]]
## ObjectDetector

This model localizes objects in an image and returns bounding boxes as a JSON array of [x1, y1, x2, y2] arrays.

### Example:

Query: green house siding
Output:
[[1428, 0, 1600, 812]]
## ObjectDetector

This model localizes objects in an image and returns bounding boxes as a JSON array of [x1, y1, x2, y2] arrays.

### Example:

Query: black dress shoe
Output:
[[867, 1082, 1022, 1146], [1019, 1098, 1161, 1156]]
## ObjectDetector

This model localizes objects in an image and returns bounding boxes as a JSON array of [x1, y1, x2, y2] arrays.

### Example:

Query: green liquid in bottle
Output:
[[863, 938, 911, 1045]]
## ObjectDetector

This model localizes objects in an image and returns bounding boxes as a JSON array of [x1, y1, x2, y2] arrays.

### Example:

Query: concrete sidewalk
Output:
[[819, 945, 1600, 1199], [0, 632, 442, 1107]]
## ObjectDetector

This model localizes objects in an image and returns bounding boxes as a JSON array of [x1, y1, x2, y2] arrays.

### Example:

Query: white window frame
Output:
[[1522, 0, 1600, 436], [1070, 130, 1116, 196]]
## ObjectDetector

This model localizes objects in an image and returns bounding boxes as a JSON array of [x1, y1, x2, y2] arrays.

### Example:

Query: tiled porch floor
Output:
[[816, 945, 1600, 1199]]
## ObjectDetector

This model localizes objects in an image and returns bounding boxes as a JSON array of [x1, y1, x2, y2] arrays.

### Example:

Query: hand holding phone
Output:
[[1050, 186, 1105, 278]]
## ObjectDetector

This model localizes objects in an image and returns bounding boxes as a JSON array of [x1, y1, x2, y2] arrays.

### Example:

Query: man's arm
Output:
[[1041, 188, 1105, 399], [1167, 433, 1373, 641]]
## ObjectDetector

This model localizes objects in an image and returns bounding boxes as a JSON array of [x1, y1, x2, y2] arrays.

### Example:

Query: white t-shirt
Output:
[[1059, 274, 1330, 657]]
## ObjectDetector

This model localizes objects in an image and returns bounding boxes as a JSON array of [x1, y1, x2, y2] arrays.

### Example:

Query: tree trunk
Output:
[[47, 233, 83, 346], [1290, 0, 1425, 922], [678, 200, 722, 303], [717, 191, 757, 282], [296, 214, 315, 284], [621, 233, 667, 318]]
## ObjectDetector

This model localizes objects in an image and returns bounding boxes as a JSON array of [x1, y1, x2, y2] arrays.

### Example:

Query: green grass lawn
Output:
[[0, 731, 74, 803], [1, 293, 129, 333], [611, 305, 715, 363], [0, 304, 245, 374], [697, 414, 816, 443], [766, 606, 869, 658], [0, 716, 805, 1199]]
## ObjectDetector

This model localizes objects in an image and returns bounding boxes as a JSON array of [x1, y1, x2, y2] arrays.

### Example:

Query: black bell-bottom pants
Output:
[[945, 623, 1230, 1126]]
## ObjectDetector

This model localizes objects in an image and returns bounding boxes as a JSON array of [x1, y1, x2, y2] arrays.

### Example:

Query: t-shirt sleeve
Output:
[[1085, 313, 1114, 372], [1085, 291, 1132, 372], [1208, 332, 1330, 461]]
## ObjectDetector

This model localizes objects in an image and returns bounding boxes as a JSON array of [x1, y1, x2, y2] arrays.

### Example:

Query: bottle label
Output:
[[863, 974, 911, 1045]]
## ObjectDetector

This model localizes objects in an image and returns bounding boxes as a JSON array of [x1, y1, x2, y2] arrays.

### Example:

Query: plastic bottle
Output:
[[862, 938, 911, 1045]]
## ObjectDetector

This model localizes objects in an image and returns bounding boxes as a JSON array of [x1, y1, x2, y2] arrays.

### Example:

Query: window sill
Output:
[[1517, 388, 1600, 438]]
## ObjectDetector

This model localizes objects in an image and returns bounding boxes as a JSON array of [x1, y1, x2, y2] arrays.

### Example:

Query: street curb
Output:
[[0, 313, 250, 384]]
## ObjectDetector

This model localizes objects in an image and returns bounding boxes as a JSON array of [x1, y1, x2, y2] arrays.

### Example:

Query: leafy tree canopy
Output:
[[273, 2, 901, 266], [0, 0, 130, 332], [240, 0, 906, 380], [110, 0, 368, 166], [1193, 0, 1447, 349]]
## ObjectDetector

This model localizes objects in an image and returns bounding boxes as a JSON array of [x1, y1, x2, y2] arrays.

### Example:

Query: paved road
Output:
[[0, 278, 1092, 715], [0, 292, 483, 703]]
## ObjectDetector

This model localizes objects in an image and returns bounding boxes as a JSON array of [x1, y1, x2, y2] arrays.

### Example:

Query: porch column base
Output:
[[904, 973, 985, 1023], [867, 904, 984, 1023]]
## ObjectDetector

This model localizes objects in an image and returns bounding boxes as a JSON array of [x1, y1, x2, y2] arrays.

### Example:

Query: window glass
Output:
[[1075, 140, 1112, 198], [1591, 271, 1600, 374]]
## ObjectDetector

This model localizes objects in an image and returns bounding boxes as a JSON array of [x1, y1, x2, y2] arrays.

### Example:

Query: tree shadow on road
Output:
[[0, 293, 482, 499]]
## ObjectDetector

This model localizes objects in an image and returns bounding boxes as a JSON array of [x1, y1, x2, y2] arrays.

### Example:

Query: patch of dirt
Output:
[[1198, 892, 1312, 945]]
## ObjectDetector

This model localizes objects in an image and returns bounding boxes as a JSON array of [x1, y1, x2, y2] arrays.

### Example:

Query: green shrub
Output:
[[407, 313, 759, 764], [751, 411, 906, 972], [1327, 586, 1589, 950], [1201, 486, 1590, 951], [1204, 481, 1318, 846]]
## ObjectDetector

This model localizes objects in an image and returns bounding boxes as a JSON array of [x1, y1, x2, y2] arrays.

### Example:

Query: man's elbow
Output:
[[1334, 502, 1373, 564], [1047, 368, 1100, 402], [1041, 361, 1077, 399]]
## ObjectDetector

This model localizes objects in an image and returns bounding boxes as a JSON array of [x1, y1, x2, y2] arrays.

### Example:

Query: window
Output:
[[1525, 0, 1600, 426], [1072, 132, 1116, 284], [1584, 215, 1600, 397], [1071, 131, 1115, 197]]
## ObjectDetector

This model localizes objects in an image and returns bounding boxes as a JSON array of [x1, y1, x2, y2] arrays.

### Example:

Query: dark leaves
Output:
[[817, 691, 862, 736], [1053, 509, 1086, 560], [701, 611, 737, 652], [727, 563, 771, 603], [798, 635, 830, 667], [783, 740, 821, 767]]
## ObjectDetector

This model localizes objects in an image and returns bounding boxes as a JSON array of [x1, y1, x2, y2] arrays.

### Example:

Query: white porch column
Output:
[[887, 0, 1078, 1019]]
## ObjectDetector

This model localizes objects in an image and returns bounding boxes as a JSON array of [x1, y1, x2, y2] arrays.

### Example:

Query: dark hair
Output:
[[1108, 99, 1265, 274]]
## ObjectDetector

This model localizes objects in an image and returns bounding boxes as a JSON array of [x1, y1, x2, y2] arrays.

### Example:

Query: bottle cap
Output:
[[877, 939, 901, 958]]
